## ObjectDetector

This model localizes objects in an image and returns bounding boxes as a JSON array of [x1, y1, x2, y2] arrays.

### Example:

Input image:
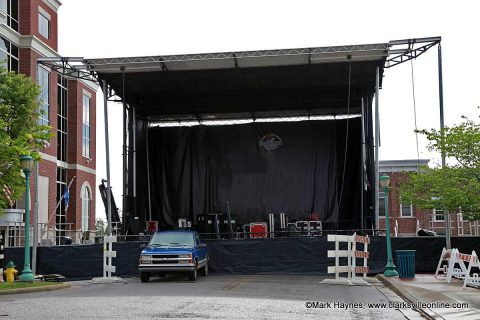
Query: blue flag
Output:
[[63, 188, 70, 210]]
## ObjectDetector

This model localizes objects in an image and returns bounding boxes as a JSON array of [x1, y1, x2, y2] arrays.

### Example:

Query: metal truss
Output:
[[84, 43, 389, 66], [147, 108, 362, 126], [150, 113, 361, 128], [37, 57, 98, 83], [386, 36, 441, 68]]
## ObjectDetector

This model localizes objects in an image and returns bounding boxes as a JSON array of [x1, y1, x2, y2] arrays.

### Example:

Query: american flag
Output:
[[3, 185, 13, 207]]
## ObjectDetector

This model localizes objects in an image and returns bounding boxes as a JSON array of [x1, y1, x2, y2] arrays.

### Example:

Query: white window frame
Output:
[[378, 191, 386, 217], [38, 10, 50, 39], [81, 185, 91, 231], [0, 37, 19, 72], [1, 0, 19, 31], [82, 94, 91, 158], [400, 201, 414, 217], [433, 209, 445, 222], [37, 65, 49, 125]]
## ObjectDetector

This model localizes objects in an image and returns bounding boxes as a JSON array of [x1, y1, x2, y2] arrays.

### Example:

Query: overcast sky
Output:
[[57, 0, 480, 220]]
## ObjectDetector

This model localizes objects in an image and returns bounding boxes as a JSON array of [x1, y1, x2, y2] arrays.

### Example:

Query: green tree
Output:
[[0, 67, 52, 212], [400, 112, 480, 221], [95, 218, 107, 238]]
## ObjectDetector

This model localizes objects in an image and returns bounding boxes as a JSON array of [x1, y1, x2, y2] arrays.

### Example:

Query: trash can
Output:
[[396, 250, 416, 278]]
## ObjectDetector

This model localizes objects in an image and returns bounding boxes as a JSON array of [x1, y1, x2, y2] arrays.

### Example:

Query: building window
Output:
[[38, 12, 50, 39], [81, 186, 91, 231], [0, 37, 18, 72], [56, 167, 67, 245], [433, 209, 445, 222], [82, 94, 91, 158], [378, 192, 386, 217], [57, 76, 68, 162], [37, 66, 49, 125], [400, 201, 413, 217], [0, 0, 19, 31]]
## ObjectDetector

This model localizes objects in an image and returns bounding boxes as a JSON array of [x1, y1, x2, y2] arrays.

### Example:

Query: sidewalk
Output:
[[378, 273, 480, 320]]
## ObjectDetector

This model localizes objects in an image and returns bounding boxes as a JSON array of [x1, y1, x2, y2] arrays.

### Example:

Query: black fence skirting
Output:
[[3, 237, 480, 279]]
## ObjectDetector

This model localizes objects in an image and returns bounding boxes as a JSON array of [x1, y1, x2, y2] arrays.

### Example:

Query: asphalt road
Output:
[[0, 275, 422, 319]]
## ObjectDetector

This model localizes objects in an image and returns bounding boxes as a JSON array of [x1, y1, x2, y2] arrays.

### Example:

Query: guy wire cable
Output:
[[410, 60, 421, 169], [338, 56, 352, 210]]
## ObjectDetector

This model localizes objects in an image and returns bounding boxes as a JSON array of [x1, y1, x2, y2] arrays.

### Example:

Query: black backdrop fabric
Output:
[[146, 119, 361, 229], [4, 237, 480, 278]]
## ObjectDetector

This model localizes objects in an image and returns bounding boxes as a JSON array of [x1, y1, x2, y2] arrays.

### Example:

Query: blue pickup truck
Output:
[[138, 230, 209, 282]]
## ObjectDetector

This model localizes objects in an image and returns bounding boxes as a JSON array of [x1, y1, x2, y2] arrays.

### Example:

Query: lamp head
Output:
[[20, 155, 34, 172], [379, 174, 391, 189]]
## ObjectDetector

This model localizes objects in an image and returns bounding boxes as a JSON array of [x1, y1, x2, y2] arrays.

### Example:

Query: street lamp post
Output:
[[380, 174, 399, 277], [19, 155, 35, 282]]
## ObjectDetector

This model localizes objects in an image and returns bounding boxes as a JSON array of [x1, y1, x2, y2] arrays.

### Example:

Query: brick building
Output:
[[378, 159, 480, 237], [0, 0, 97, 244]]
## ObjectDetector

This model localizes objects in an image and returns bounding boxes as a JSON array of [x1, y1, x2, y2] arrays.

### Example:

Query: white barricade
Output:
[[434, 247, 451, 278], [446, 248, 469, 283], [0, 233, 3, 283], [435, 247, 480, 289], [321, 233, 370, 286], [463, 251, 480, 289], [103, 235, 117, 277]]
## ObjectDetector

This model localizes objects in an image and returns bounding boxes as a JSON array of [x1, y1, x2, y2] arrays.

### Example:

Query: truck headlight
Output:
[[179, 253, 192, 264], [140, 255, 152, 264]]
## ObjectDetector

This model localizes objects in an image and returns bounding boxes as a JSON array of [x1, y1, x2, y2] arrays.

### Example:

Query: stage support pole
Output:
[[374, 67, 380, 234], [360, 97, 366, 231], [121, 68, 127, 234], [146, 122, 152, 221], [437, 43, 450, 250], [132, 106, 137, 223], [103, 80, 112, 237]]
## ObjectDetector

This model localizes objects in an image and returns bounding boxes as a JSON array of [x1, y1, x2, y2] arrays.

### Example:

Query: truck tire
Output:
[[189, 268, 197, 281], [189, 261, 198, 281], [200, 262, 208, 276], [140, 272, 150, 283]]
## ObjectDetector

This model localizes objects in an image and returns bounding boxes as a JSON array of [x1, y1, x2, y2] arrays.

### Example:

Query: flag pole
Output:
[[47, 176, 76, 226]]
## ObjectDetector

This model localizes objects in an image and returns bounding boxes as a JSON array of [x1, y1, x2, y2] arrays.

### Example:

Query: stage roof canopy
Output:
[[84, 43, 391, 120], [38, 37, 439, 121]]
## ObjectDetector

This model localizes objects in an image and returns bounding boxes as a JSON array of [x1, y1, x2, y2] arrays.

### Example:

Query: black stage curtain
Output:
[[146, 119, 361, 229]]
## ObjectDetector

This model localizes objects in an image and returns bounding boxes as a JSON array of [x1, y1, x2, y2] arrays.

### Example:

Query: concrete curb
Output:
[[0, 283, 71, 295], [377, 275, 437, 320]]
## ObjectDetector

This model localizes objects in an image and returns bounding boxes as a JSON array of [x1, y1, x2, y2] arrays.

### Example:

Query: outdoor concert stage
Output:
[[4, 236, 479, 279], [89, 44, 387, 234], [40, 38, 441, 236]]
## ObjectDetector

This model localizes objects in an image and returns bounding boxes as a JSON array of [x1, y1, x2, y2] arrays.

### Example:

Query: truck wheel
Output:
[[200, 262, 208, 276], [189, 268, 197, 281], [140, 272, 150, 283]]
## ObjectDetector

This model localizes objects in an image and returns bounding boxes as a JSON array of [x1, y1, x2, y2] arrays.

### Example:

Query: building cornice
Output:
[[379, 159, 430, 173], [39, 152, 57, 163], [42, 0, 62, 12], [41, 154, 96, 175], [0, 24, 21, 45], [20, 35, 59, 58], [57, 160, 96, 175]]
